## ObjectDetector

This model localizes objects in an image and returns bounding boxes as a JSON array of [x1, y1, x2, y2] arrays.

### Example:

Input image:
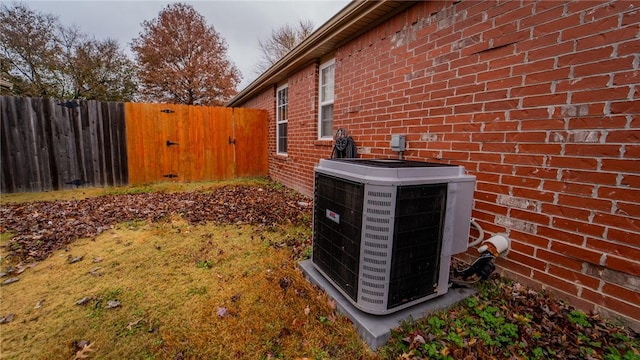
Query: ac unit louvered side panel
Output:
[[358, 185, 396, 308]]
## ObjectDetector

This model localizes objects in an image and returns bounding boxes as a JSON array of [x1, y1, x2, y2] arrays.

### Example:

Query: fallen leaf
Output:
[[76, 297, 91, 306], [304, 305, 311, 316], [327, 298, 337, 310], [73, 342, 94, 359], [35, 299, 44, 309], [2, 277, 19, 285], [217, 307, 228, 317], [105, 300, 121, 309], [68, 255, 83, 264], [127, 319, 142, 331], [0, 314, 15, 324], [88, 267, 103, 276]]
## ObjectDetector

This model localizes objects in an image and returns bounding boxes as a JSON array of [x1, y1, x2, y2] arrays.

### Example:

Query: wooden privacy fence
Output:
[[124, 103, 268, 184], [1, 96, 127, 193], [1, 96, 268, 193]]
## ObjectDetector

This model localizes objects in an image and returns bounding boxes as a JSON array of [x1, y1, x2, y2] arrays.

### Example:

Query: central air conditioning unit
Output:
[[312, 158, 475, 315]]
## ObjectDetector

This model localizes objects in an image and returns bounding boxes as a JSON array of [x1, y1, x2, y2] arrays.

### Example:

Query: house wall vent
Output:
[[312, 158, 475, 315]]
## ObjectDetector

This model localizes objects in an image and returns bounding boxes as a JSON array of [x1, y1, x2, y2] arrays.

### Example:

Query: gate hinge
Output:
[[160, 109, 175, 113], [228, 136, 236, 145], [166, 140, 178, 147], [163, 174, 178, 178]]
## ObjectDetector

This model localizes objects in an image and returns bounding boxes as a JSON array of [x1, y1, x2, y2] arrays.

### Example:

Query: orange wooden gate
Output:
[[124, 103, 267, 185]]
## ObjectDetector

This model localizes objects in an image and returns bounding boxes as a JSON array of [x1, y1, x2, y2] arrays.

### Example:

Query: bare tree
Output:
[[67, 39, 138, 101], [0, 2, 62, 97], [131, 3, 241, 106], [0, 2, 137, 101], [255, 19, 314, 74]]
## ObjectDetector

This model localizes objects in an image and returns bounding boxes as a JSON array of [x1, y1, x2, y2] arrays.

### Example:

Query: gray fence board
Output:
[[0, 96, 128, 193]]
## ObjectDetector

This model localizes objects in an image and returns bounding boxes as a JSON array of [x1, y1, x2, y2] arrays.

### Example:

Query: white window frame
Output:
[[318, 59, 335, 140], [276, 84, 288, 155]]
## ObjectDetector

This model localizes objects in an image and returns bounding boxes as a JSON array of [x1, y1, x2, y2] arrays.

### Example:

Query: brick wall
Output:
[[243, 0, 640, 328]]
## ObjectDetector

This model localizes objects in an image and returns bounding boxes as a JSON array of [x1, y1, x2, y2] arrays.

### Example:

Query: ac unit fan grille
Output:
[[313, 173, 364, 301], [387, 184, 446, 309]]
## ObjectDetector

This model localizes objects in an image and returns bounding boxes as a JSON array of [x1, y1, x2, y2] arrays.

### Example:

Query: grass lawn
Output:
[[1, 179, 638, 359]]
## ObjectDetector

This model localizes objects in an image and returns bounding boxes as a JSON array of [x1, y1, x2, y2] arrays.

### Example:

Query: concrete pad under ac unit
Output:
[[298, 259, 477, 350]]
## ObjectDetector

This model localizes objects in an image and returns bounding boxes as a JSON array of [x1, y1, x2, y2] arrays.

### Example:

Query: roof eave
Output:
[[227, 0, 410, 107]]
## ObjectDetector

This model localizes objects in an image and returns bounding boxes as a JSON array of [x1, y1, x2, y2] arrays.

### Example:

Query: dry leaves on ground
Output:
[[0, 185, 312, 263]]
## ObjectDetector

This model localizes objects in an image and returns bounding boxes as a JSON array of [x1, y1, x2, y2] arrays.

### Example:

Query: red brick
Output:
[[532, 270, 580, 296], [615, 202, 640, 220], [484, 74, 522, 90], [518, 32, 559, 52], [561, 169, 619, 186], [550, 240, 603, 264], [503, 154, 544, 166], [610, 100, 640, 115], [552, 217, 605, 238], [564, 144, 621, 157], [524, 3, 566, 28], [582, 288, 640, 320], [472, 132, 505, 142], [470, 152, 501, 163], [482, 142, 517, 153], [572, 87, 630, 104], [601, 159, 640, 173], [577, 27, 639, 51], [508, 249, 546, 270], [522, 93, 568, 107], [574, 57, 635, 78], [512, 187, 555, 203], [543, 181, 594, 196], [537, 248, 583, 272], [505, 131, 546, 142], [593, 212, 640, 233], [587, 238, 640, 261], [483, 120, 519, 131], [602, 282, 640, 307], [598, 186, 640, 202], [478, 162, 513, 175], [498, 257, 534, 278], [510, 208, 550, 226], [567, 116, 628, 129], [618, 38, 640, 57], [502, 175, 542, 188], [605, 255, 640, 277], [563, 16, 619, 42], [548, 156, 598, 170], [558, 193, 612, 213], [620, 174, 640, 188], [451, 141, 480, 152], [476, 181, 510, 195], [532, 9, 581, 33], [548, 264, 600, 290], [626, 145, 640, 158], [484, 99, 520, 111], [538, 226, 585, 246], [520, 119, 565, 130], [475, 200, 509, 216], [488, 52, 527, 72], [541, 203, 591, 222], [514, 165, 558, 179], [555, 75, 610, 92], [474, 89, 508, 102], [607, 130, 640, 143], [512, 230, 550, 249]]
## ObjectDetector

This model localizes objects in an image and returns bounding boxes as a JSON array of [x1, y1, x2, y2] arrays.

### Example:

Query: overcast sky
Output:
[[17, 0, 350, 90]]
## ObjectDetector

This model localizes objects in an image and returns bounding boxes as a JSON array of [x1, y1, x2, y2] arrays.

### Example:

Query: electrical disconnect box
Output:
[[390, 134, 406, 152]]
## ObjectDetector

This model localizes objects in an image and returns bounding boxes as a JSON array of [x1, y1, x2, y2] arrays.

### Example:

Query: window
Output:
[[319, 59, 335, 139], [276, 84, 288, 154]]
